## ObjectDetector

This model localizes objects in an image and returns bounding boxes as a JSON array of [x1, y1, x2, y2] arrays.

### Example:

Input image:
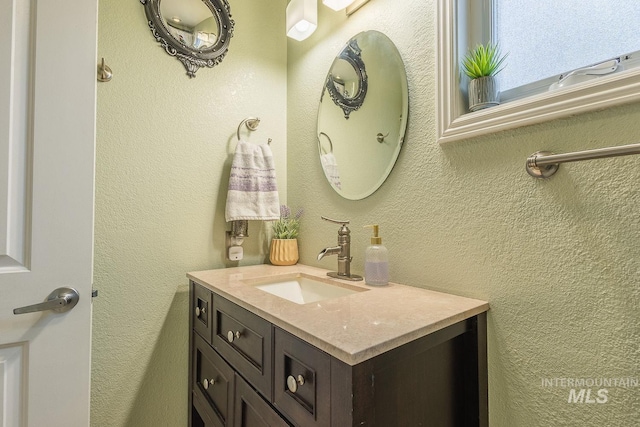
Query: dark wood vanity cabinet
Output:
[[189, 281, 488, 427]]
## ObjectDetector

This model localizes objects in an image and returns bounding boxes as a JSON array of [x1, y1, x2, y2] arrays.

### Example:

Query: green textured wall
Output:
[[93, 0, 287, 425], [288, 2, 640, 426], [94, 0, 638, 425]]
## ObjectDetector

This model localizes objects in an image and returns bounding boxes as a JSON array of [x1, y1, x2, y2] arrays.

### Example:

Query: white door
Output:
[[0, 0, 97, 425]]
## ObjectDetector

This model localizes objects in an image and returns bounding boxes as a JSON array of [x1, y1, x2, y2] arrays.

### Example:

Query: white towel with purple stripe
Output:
[[320, 152, 341, 190], [225, 140, 280, 222]]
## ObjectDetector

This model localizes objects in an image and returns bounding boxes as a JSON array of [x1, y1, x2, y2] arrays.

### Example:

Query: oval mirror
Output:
[[317, 31, 408, 200], [140, 0, 234, 78]]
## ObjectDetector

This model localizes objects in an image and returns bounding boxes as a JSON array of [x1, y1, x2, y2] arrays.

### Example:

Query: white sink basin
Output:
[[245, 273, 367, 305]]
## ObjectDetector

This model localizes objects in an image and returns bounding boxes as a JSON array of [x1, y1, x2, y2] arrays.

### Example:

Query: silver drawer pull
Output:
[[195, 306, 206, 318], [227, 330, 241, 343], [202, 378, 217, 390], [286, 375, 305, 393]]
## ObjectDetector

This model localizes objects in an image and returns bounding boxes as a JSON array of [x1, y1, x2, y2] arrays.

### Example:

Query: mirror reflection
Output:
[[317, 31, 408, 200], [140, 0, 234, 78], [159, 0, 219, 49], [331, 59, 360, 99], [324, 39, 368, 119]]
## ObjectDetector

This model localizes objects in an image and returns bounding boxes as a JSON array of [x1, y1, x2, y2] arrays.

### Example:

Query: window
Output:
[[496, 0, 640, 100], [437, 0, 640, 144]]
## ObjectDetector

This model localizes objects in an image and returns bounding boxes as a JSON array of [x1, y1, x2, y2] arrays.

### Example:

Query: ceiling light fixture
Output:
[[322, 0, 356, 11], [345, 0, 370, 15], [286, 0, 318, 41]]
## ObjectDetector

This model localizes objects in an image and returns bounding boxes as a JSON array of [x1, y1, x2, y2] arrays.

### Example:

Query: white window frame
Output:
[[436, 0, 640, 144]]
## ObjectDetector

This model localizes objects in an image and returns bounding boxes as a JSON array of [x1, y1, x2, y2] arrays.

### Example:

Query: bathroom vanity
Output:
[[188, 264, 489, 427]]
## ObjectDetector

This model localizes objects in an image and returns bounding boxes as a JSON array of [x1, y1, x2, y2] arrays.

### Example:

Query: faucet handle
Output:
[[321, 216, 350, 225]]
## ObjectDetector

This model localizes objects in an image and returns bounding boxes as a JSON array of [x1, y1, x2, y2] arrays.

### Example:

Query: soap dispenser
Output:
[[364, 225, 389, 286]]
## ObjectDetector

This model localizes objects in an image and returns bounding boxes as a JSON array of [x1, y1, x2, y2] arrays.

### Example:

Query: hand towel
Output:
[[225, 140, 280, 222], [320, 152, 342, 190]]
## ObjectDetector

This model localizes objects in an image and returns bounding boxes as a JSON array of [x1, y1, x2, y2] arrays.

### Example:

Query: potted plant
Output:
[[462, 42, 508, 112], [270, 205, 303, 266]]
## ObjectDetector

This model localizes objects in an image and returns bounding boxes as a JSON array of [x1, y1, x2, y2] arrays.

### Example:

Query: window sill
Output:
[[436, 0, 640, 145], [438, 69, 640, 144]]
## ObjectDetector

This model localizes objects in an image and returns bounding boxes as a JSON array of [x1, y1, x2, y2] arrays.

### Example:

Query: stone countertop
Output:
[[188, 264, 489, 366]]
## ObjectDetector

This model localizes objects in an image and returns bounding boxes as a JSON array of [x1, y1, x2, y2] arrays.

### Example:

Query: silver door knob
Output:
[[13, 287, 80, 315], [286, 375, 305, 393], [195, 306, 206, 318]]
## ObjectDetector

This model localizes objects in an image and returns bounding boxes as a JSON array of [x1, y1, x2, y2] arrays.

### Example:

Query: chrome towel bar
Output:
[[526, 142, 640, 178]]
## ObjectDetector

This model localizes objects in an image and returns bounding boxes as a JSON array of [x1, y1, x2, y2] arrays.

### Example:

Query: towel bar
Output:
[[526, 142, 640, 178]]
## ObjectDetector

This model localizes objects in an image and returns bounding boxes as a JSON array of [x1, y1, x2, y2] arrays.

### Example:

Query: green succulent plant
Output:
[[462, 42, 508, 79], [272, 205, 304, 239]]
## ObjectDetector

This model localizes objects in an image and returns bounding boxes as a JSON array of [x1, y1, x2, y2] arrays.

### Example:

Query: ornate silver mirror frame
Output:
[[140, 0, 234, 78], [324, 39, 368, 119]]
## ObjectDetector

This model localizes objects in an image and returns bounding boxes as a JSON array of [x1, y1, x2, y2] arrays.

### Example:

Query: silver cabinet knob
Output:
[[13, 287, 80, 315], [195, 306, 206, 318], [286, 375, 305, 393], [227, 330, 241, 343], [202, 378, 216, 390]]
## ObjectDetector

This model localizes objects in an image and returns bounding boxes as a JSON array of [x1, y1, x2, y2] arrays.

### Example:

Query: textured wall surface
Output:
[[94, 0, 639, 425], [93, 1, 287, 425], [288, 2, 640, 426]]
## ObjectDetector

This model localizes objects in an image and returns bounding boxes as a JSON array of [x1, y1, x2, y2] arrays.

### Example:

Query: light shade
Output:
[[286, 0, 318, 41], [322, 0, 356, 11]]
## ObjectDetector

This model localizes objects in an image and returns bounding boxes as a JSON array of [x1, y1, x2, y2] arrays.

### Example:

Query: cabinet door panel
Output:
[[193, 283, 213, 343], [273, 328, 331, 427], [193, 333, 235, 426], [234, 374, 290, 427], [192, 391, 219, 427]]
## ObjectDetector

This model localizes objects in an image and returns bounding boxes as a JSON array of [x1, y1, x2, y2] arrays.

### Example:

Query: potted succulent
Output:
[[270, 205, 303, 266], [462, 42, 508, 112]]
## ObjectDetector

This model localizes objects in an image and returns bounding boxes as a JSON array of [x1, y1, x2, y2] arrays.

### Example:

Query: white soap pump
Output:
[[364, 225, 389, 286]]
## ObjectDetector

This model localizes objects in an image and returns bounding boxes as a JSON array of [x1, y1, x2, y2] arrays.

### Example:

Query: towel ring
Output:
[[237, 117, 271, 145], [318, 132, 333, 154]]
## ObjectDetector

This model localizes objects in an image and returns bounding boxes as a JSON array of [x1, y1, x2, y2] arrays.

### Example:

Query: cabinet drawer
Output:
[[234, 374, 291, 427], [193, 282, 213, 343], [193, 333, 236, 426], [273, 328, 331, 427], [213, 296, 273, 401]]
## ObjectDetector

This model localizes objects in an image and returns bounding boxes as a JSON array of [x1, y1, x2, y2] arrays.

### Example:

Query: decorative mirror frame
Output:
[[140, 0, 234, 78], [324, 39, 368, 119]]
